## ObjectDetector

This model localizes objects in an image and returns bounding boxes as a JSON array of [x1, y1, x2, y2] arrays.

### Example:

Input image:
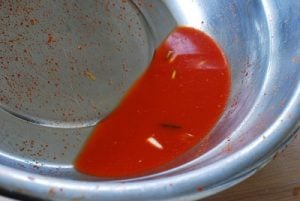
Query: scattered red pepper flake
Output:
[[197, 187, 204, 192], [30, 18, 38, 25], [47, 33, 56, 45]]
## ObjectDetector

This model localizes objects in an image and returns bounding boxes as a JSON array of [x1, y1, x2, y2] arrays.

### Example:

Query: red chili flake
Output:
[[47, 33, 56, 45]]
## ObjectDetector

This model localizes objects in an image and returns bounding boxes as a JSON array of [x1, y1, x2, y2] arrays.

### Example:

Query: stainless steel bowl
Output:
[[0, 0, 299, 200]]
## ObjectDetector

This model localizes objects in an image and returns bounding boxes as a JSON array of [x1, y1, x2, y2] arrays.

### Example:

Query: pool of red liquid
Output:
[[75, 27, 231, 178]]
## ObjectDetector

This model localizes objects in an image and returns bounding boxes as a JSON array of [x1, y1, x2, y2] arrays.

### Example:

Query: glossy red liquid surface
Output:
[[75, 27, 230, 178]]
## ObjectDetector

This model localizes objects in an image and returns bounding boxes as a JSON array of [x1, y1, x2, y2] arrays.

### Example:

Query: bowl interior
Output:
[[0, 0, 299, 183]]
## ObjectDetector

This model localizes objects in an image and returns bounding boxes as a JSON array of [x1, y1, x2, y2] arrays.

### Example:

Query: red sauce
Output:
[[75, 27, 230, 178]]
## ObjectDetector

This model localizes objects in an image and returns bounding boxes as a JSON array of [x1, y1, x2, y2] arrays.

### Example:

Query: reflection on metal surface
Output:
[[164, 0, 206, 27]]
